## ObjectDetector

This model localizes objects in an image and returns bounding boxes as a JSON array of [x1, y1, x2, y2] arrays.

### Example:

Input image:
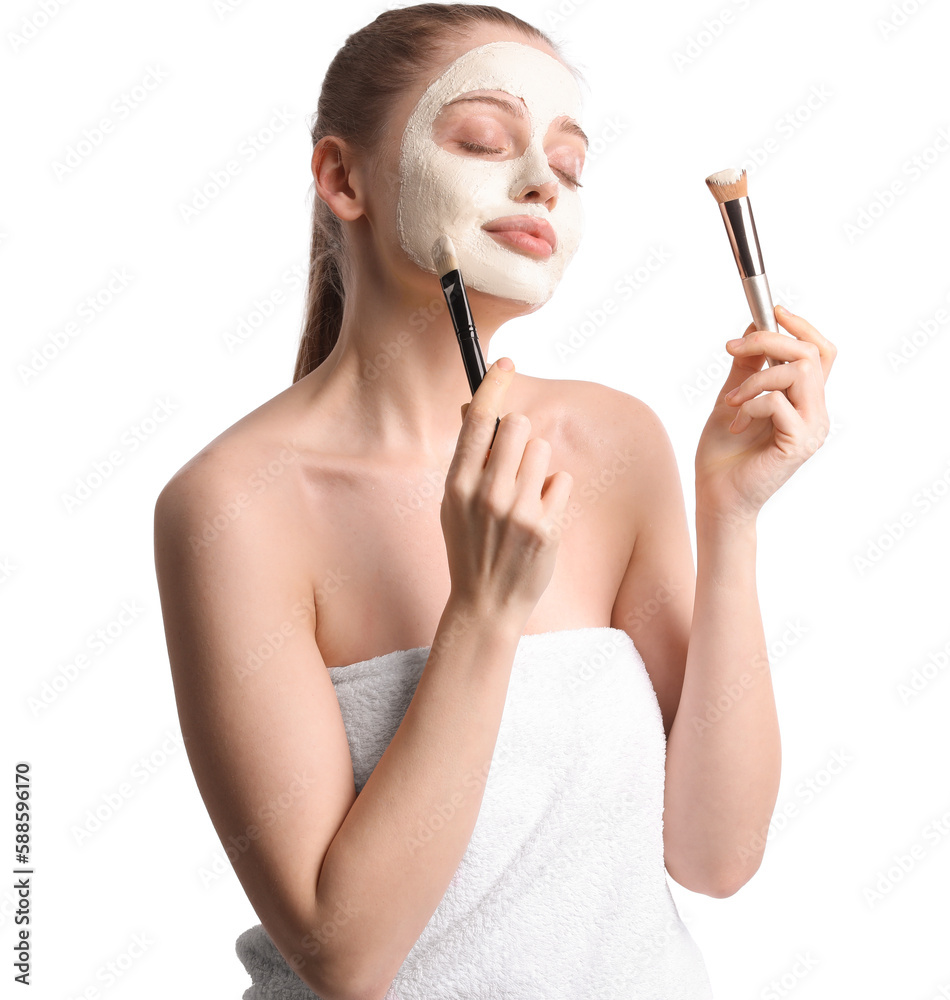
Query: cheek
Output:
[[408, 148, 513, 220]]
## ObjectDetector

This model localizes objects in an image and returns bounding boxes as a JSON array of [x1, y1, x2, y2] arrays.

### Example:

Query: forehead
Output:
[[407, 40, 582, 131]]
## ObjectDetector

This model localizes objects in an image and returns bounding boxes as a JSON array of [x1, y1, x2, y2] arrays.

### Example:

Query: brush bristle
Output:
[[432, 235, 459, 278], [704, 167, 747, 203]]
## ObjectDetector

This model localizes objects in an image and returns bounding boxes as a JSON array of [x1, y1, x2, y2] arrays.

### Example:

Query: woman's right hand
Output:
[[440, 358, 574, 627]]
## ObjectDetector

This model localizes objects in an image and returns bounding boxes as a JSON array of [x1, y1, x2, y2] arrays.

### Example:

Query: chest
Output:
[[309, 457, 636, 669]]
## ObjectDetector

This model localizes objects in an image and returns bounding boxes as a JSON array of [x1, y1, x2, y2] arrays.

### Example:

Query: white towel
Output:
[[236, 626, 714, 998]]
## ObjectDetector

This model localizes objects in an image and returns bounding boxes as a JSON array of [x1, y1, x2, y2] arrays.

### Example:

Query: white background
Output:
[[4, 0, 950, 997]]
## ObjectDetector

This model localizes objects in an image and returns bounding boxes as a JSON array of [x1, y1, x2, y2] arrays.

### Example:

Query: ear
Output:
[[311, 136, 367, 222]]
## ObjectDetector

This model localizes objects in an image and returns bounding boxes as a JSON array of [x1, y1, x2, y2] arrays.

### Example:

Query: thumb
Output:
[[460, 402, 470, 421]]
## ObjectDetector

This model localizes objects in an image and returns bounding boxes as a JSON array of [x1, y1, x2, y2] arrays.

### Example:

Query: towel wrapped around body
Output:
[[235, 626, 714, 999]]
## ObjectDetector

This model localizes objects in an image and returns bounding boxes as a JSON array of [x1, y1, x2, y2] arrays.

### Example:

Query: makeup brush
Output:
[[432, 235, 500, 447], [704, 167, 786, 372]]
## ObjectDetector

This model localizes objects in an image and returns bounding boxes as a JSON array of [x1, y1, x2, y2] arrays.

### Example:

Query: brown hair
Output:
[[292, 3, 564, 384]]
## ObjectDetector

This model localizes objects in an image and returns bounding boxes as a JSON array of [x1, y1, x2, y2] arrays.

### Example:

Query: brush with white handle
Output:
[[705, 167, 786, 372]]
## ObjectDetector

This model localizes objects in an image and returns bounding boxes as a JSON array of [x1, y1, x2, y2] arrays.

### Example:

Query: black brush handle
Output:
[[441, 271, 500, 448]]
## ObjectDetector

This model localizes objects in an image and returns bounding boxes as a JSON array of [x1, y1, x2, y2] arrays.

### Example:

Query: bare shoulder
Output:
[[522, 371, 671, 465], [154, 385, 309, 515], [153, 414, 315, 602]]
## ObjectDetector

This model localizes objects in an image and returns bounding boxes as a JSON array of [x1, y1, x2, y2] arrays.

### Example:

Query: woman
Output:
[[153, 4, 836, 998]]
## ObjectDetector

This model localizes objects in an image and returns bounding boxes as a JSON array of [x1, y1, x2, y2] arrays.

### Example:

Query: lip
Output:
[[481, 216, 557, 258]]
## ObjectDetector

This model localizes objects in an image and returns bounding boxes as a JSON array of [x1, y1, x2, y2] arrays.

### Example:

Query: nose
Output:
[[509, 145, 560, 211]]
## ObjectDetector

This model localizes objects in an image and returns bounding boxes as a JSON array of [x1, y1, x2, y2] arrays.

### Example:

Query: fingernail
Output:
[[776, 304, 789, 314], [496, 357, 514, 371]]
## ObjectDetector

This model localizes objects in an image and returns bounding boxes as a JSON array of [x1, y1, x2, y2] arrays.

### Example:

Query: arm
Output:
[[154, 459, 525, 1000], [664, 509, 780, 898], [609, 397, 780, 898]]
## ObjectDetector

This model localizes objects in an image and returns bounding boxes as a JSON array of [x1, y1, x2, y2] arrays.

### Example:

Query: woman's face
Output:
[[391, 37, 587, 307]]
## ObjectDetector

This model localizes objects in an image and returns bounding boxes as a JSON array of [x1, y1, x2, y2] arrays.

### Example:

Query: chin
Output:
[[466, 284, 552, 321]]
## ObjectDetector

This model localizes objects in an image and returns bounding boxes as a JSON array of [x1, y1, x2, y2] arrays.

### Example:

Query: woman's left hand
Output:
[[694, 305, 837, 526]]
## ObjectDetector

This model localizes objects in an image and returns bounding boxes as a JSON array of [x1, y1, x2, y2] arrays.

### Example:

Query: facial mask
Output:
[[396, 41, 585, 305]]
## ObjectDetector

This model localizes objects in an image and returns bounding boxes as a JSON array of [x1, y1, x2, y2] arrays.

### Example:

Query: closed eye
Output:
[[555, 168, 583, 190], [457, 141, 583, 189], [457, 140, 505, 154]]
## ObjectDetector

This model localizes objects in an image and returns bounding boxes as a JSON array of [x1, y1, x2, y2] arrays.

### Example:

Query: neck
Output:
[[296, 265, 521, 462]]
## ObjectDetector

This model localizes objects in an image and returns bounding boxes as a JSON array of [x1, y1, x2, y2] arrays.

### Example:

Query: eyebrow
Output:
[[443, 94, 589, 149]]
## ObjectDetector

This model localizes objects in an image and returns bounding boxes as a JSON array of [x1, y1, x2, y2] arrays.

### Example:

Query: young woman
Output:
[[153, 4, 836, 998]]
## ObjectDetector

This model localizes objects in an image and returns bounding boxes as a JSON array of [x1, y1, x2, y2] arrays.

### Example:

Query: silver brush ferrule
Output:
[[717, 194, 783, 357], [719, 197, 765, 278]]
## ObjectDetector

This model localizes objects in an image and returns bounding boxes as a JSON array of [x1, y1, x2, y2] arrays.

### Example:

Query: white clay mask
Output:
[[396, 41, 585, 305]]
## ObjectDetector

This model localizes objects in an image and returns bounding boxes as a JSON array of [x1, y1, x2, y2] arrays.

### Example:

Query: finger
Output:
[[512, 435, 553, 497], [539, 468, 574, 520], [727, 329, 819, 365], [774, 306, 837, 380], [450, 359, 515, 483], [481, 411, 533, 497], [725, 357, 817, 416], [730, 385, 805, 442], [716, 333, 769, 402]]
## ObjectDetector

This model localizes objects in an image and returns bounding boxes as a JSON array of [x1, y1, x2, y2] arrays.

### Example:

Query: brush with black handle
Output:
[[432, 235, 500, 448]]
